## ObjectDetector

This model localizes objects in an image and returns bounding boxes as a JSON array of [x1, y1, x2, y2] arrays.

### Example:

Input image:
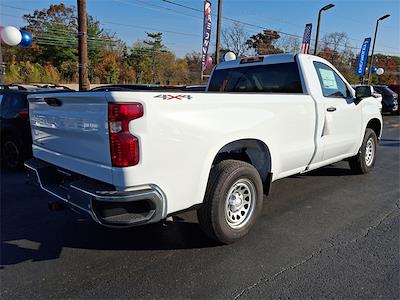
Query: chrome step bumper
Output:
[[25, 158, 165, 227]]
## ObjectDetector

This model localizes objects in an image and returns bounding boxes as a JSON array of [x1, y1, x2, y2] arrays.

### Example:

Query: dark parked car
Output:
[[90, 84, 207, 92], [373, 85, 398, 115], [388, 84, 399, 95], [90, 84, 183, 92], [181, 85, 207, 91], [0, 84, 72, 169]]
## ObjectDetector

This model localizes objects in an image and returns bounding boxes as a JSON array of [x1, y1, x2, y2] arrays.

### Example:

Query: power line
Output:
[[157, 0, 303, 39], [0, 10, 200, 38], [1, 3, 398, 56], [115, 0, 201, 20], [33, 39, 171, 55], [1, 13, 116, 40], [101, 20, 199, 37], [157, 0, 400, 55]]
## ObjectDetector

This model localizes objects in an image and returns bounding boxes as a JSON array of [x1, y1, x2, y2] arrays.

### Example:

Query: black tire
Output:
[[1, 135, 25, 169], [197, 159, 263, 244], [348, 128, 378, 174]]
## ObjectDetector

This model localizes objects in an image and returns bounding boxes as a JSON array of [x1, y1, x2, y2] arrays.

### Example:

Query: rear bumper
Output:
[[25, 158, 165, 227]]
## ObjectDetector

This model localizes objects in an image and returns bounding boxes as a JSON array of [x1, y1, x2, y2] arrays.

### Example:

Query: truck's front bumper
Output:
[[25, 158, 165, 227]]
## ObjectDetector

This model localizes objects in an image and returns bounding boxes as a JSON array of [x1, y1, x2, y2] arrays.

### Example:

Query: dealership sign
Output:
[[201, 0, 212, 72], [356, 38, 371, 76]]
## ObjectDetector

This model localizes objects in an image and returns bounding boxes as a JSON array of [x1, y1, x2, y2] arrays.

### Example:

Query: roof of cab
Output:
[[215, 53, 298, 70]]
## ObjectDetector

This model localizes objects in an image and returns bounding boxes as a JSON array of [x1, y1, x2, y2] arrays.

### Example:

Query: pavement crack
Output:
[[233, 203, 399, 300]]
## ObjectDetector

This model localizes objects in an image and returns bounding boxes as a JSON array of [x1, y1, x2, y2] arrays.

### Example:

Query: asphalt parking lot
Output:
[[1, 116, 399, 299]]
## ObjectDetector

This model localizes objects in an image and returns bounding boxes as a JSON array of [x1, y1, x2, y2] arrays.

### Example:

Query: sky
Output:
[[1, 0, 399, 58]]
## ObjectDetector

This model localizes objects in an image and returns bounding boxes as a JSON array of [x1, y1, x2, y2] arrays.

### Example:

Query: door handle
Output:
[[327, 106, 336, 112]]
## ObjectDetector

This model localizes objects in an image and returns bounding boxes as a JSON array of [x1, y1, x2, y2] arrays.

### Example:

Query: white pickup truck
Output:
[[25, 54, 382, 243]]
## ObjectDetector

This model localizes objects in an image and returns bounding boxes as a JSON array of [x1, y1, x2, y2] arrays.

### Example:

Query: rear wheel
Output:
[[348, 128, 377, 174], [197, 160, 263, 244], [1, 135, 24, 169]]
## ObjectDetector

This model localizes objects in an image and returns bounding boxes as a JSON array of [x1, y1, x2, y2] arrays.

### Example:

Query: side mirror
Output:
[[354, 86, 372, 104]]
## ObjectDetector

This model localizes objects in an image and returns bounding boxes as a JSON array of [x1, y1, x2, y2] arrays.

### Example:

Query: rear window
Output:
[[208, 62, 303, 93], [7, 93, 28, 109]]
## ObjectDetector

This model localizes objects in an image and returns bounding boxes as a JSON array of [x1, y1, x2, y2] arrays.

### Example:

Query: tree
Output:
[[5, 56, 21, 83], [320, 32, 350, 64], [42, 64, 60, 83], [275, 36, 300, 54], [93, 51, 120, 83], [13, 4, 117, 70], [21, 4, 78, 67], [246, 29, 282, 55], [128, 41, 153, 83], [118, 62, 136, 84], [372, 54, 400, 85], [185, 52, 202, 84], [144, 32, 164, 82], [222, 22, 249, 57], [59, 61, 78, 83]]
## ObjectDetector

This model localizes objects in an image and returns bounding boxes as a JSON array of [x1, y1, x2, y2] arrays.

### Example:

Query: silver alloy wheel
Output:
[[225, 178, 256, 229], [365, 137, 375, 167]]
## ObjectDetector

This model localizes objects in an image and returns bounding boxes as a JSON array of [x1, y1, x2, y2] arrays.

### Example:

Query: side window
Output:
[[313, 62, 350, 98]]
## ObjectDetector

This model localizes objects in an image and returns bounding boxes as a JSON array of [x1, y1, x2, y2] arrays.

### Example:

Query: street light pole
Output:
[[77, 0, 90, 91], [215, 0, 222, 64], [367, 14, 390, 84], [313, 3, 335, 56]]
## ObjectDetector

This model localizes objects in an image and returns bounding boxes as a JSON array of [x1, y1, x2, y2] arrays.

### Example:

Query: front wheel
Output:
[[197, 160, 263, 244], [348, 128, 378, 174]]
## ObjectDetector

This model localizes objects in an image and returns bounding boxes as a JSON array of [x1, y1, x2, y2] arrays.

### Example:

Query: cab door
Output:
[[313, 62, 362, 161]]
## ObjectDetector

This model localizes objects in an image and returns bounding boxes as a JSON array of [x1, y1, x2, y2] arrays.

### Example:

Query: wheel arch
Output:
[[366, 118, 382, 139], [209, 138, 273, 194]]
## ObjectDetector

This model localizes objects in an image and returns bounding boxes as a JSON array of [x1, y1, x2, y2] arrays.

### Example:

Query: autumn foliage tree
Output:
[[3, 3, 118, 83], [246, 29, 282, 55]]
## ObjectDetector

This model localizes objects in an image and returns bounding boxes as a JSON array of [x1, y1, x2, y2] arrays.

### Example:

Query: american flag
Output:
[[300, 23, 312, 54]]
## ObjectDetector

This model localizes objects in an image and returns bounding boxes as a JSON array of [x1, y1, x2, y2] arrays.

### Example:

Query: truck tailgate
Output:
[[28, 92, 112, 182]]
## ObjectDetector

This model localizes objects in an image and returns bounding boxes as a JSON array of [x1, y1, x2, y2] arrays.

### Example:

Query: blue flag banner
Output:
[[356, 38, 371, 76]]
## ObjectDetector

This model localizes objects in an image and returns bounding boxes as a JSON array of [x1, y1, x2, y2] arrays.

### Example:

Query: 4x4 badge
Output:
[[154, 94, 192, 100]]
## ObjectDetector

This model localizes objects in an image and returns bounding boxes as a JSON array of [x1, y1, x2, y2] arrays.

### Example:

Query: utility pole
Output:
[[215, 0, 222, 64], [77, 0, 90, 91], [368, 14, 390, 84], [314, 3, 335, 55]]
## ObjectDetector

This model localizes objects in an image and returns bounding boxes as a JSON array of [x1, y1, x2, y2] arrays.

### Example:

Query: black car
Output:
[[0, 84, 72, 169], [373, 85, 399, 115], [90, 84, 183, 92], [90, 84, 207, 92]]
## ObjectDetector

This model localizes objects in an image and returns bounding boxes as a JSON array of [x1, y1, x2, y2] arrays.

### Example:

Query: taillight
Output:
[[18, 109, 29, 118], [108, 103, 143, 167]]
